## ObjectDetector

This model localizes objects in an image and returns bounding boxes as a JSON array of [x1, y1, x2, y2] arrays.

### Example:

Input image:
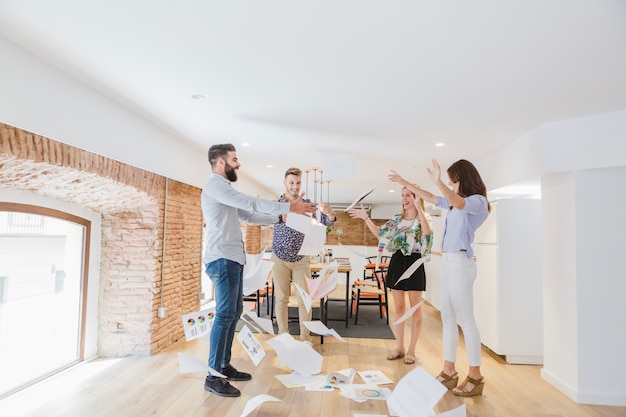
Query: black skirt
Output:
[[385, 251, 426, 291]]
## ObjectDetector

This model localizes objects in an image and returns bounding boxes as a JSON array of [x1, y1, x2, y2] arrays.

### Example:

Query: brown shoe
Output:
[[453, 376, 485, 397]]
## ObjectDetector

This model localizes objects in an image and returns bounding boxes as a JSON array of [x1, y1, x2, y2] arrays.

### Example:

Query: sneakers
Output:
[[204, 377, 241, 397], [221, 365, 252, 381]]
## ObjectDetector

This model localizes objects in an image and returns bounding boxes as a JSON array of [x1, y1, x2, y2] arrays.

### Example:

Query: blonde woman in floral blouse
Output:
[[348, 187, 433, 364]]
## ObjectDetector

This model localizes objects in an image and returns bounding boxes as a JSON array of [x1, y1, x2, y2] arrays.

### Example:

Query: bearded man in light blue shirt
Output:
[[201, 143, 317, 397]]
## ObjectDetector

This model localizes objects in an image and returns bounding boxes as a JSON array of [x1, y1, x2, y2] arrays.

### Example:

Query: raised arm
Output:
[[388, 170, 438, 205], [427, 159, 465, 210], [347, 205, 379, 238]]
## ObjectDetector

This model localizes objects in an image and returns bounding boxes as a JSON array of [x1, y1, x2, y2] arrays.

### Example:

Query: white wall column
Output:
[[541, 166, 626, 406]]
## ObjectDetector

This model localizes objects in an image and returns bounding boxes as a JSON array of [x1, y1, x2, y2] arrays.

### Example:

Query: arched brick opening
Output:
[[0, 123, 202, 356]]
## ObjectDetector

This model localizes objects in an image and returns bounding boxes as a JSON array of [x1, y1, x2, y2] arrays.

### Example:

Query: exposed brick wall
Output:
[[0, 123, 202, 357]]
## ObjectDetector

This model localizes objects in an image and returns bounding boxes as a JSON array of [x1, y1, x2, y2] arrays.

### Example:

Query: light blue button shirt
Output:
[[202, 174, 290, 265], [437, 194, 489, 258]]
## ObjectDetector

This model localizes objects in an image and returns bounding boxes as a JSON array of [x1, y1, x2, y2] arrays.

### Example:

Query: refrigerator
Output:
[[473, 198, 543, 364]]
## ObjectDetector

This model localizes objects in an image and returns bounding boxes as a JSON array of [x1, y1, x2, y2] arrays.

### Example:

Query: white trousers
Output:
[[441, 252, 482, 366]]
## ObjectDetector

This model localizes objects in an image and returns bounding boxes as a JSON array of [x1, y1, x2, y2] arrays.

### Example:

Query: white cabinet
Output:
[[474, 199, 543, 365]]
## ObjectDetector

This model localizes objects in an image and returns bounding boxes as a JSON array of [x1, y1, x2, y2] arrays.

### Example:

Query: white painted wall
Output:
[[0, 35, 274, 199]]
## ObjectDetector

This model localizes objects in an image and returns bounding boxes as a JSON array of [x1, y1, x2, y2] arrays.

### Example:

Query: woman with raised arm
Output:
[[348, 187, 433, 365], [389, 158, 490, 397]]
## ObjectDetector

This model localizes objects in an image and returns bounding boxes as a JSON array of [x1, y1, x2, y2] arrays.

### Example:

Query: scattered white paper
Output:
[[181, 307, 215, 341], [339, 384, 392, 401], [242, 254, 273, 296], [344, 186, 376, 211], [387, 367, 447, 417], [266, 333, 323, 376], [303, 320, 346, 343], [393, 299, 426, 325], [325, 368, 356, 385], [275, 373, 326, 389], [237, 325, 266, 366], [305, 381, 335, 391], [240, 394, 281, 417], [286, 213, 327, 255], [306, 261, 339, 299], [177, 352, 226, 378], [293, 282, 313, 313], [245, 310, 276, 334], [298, 222, 326, 255], [358, 370, 394, 385], [393, 256, 429, 287], [435, 404, 466, 417]]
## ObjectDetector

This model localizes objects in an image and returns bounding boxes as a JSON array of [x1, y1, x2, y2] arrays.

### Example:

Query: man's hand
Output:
[[289, 192, 318, 215]]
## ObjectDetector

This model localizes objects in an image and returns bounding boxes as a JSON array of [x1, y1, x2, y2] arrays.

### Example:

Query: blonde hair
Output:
[[401, 185, 424, 219]]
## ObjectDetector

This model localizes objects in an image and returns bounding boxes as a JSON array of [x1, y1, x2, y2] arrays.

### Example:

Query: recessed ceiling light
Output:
[[389, 189, 395, 192], [266, 165, 273, 168], [191, 94, 204, 100], [241, 142, 250, 147], [435, 142, 445, 147]]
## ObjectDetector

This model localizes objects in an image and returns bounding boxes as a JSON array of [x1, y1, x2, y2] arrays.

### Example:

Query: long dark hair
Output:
[[447, 159, 491, 212]]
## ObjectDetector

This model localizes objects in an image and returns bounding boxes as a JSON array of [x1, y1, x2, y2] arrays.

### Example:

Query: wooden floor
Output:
[[1, 301, 625, 417]]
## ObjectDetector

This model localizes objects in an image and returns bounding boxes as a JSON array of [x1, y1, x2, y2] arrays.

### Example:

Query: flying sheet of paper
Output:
[[393, 256, 429, 287], [344, 187, 376, 212], [293, 282, 313, 313], [302, 320, 346, 343], [306, 261, 338, 299], [240, 394, 281, 417], [242, 255, 273, 296], [177, 352, 226, 378], [181, 307, 215, 341], [435, 404, 466, 417], [245, 310, 276, 334], [237, 325, 266, 366], [387, 367, 447, 417], [321, 153, 357, 180], [266, 332, 323, 376], [298, 222, 326, 255], [358, 370, 394, 385], [393, 299, 425, 325], [285, 213, 326, 255]]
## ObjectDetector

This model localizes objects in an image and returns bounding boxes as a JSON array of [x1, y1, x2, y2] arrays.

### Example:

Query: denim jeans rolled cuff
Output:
[[206, 258, 244, 371]]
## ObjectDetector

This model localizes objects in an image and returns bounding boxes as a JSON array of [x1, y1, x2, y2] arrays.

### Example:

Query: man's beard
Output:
[[225, 163, 238, 182]]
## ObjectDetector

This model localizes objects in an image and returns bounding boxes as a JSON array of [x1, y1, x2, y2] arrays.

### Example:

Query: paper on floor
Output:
[[387, 367, 446, 417], [266, 332, 323, 376]]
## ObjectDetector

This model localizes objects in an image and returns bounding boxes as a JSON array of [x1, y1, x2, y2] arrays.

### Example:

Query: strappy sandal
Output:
[[453, 375, 485, 397], [404, 351, 415, 365], [386, 348, 405, 360], [436, 371, 459, 390]]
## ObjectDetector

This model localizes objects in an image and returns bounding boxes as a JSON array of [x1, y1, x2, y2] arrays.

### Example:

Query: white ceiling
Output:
[[1, 0, 625, 205]]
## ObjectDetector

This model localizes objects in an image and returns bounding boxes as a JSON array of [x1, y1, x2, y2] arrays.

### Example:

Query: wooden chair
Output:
[[350, 266, 388, 325]]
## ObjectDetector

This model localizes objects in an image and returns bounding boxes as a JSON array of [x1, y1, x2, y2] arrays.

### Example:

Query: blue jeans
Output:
[[206, 259, 244, 372]]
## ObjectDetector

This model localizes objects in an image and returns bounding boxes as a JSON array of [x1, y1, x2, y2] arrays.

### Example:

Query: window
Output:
[[0, 203, 90, 399]]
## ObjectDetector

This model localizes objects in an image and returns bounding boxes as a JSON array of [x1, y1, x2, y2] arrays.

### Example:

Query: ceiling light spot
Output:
[[435, 142, 445, 147], [191, 94, 204, 100], [389, 189, 395, 192], [266, 165, 273, 168], [241, 142, 250, 147]]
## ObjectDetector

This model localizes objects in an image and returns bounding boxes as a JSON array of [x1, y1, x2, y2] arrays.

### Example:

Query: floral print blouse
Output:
[[379, 214, 433, 256]]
